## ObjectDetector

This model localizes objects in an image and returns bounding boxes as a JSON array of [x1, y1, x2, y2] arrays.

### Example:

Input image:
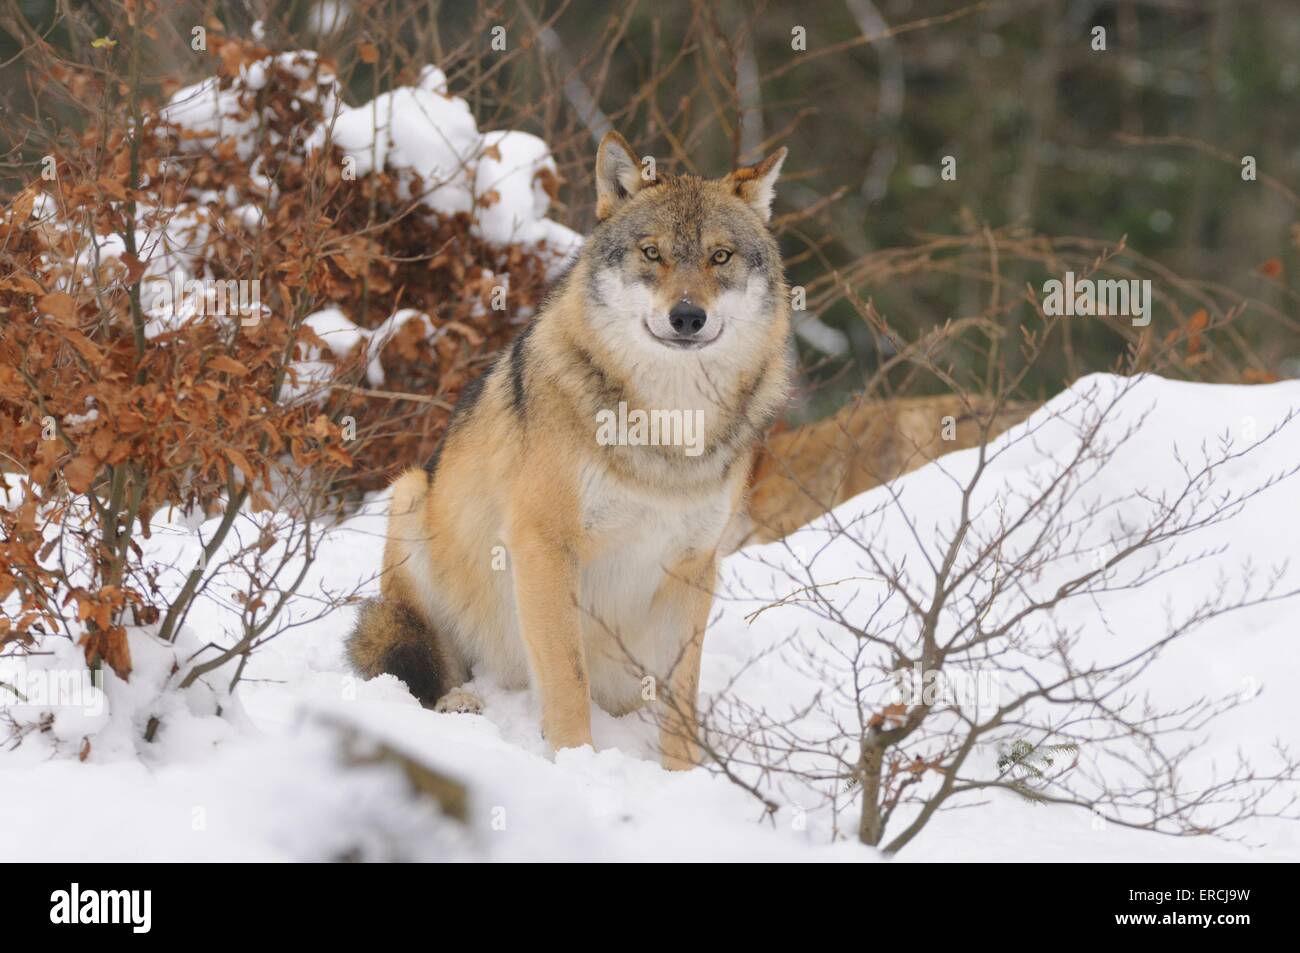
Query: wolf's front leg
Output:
[[509, 528, 594, 752], [654, 552, 717, 771]]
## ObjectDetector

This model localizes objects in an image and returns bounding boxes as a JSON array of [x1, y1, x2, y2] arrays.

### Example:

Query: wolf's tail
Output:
[[344, 597, 450, 707]]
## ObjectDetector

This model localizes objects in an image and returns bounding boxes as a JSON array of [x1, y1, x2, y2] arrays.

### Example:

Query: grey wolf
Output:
[[345, 131, 791, 769]]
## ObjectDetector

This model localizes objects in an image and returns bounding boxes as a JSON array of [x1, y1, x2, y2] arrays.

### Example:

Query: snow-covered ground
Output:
[[3, 373, 1298, 861]]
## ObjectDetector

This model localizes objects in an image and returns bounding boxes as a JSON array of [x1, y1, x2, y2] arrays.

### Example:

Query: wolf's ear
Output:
[[729, 147, 787, 223], [596, 131, 646, 220]]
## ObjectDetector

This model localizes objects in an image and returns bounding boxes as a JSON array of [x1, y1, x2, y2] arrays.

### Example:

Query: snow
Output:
[[285, 307, 438, 399], [28, 193, 217, 339], [4, 375, 1298, 862], [312, 85, 481, 215], [474, 130, 568, 249], [303, 68, 582, 273], [159, 52, 339, 163]]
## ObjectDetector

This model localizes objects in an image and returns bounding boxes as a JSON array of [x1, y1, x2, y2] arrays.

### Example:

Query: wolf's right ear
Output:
[[596, 131, 647, 220], [728, 147, 787, 223]]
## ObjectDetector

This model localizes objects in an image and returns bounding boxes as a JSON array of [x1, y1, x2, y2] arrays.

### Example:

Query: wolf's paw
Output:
[[434, 687, 484, 715]]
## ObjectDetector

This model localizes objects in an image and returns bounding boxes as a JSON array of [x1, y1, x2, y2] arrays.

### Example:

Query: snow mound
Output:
[[303, 69, 582, 270], [160, 51, 340, 162], [311, 85, 480, 215]]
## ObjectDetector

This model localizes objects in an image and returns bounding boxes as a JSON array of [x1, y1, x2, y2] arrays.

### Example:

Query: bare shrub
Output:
[[680, 303, 1300, 853]]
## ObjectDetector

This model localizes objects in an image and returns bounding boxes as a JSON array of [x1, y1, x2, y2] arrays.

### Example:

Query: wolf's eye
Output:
[[711, 249, 733, 265], [641, 245, 661, 262]]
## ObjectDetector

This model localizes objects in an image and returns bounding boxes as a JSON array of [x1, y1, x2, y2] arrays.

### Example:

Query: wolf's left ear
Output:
[[729, 147, 787, 223], [596, 131, 647, 220]]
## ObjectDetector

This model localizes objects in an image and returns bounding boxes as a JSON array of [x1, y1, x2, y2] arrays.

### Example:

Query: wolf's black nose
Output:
[[669, 301, 708, 336]]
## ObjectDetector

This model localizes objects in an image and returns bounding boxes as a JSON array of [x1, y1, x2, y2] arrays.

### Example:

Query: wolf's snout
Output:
[[668, 301, 708, 336]]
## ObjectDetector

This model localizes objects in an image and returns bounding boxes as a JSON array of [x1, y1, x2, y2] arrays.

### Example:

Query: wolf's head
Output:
[[579, 131, 789, 370]]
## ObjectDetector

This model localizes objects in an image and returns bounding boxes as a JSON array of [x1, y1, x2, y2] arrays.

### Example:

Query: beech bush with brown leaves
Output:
[[0, 27, 555, 700]]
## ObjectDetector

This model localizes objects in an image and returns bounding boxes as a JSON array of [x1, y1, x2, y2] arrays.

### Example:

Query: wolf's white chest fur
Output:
[[575, 460, 732, 710]]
